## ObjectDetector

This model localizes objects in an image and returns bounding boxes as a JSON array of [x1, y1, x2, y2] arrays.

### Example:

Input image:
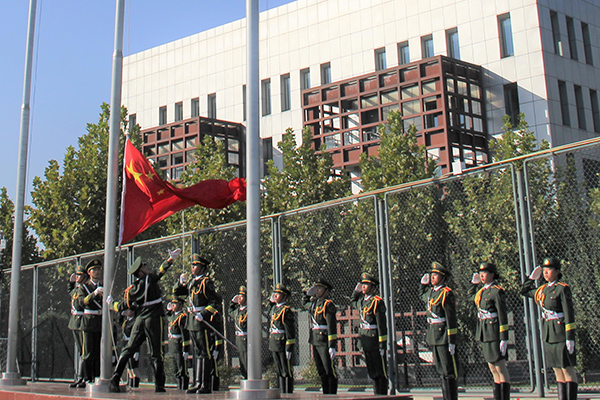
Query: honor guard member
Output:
[[303, 277, 338, 395], [521, 257, 577, 400], [229, 285, 248, 379], [107, 248, 181, 393], [120, 309, 140, 388], [167, 285, 191, 391], [67, 264, 88, 388], [182, 253, 222, 394], [351, 272, 388, 395], [75, 258, 103, 384], [469, 262, 510, 400], [421, 262, 458, 400], [268, 283, 296, 394]]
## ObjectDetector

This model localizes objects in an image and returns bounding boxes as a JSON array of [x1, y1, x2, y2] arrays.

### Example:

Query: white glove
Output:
[[105, 295, 114, 306], [179, 273, 187, 285], [448, 343, 456, 355], [286, 351, 292, 360], [212, 350, 219, 360], [529, 266, 542, 280], [421, 273, 430, 285], [69, 273, 77, 283], [183, 352, 189, 360], [566, 340, 575, 354], [133, 352, 139, 361], [93, 286, 104, 296], [328, 348, 336, 359], [166, 303, 174, 311], [379, 349, 385, 357], [500, 340, 508, 356], [471, 272, 481, 285], [169, 248, 182, 261], [232, 295, 240, 304], [195, 313, 204, 322], [354, 282, 362, 293]]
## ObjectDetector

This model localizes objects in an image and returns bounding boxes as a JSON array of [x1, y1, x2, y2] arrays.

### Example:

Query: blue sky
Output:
[[0, 0, 294, 203]]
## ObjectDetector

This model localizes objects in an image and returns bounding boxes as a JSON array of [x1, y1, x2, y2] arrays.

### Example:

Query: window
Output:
[[590, 89, 600, 133], [421, 35, 434, 59], [262, 137, 273, 176], [375, 48, 386, 71], [558, 80, 570, 126], [320, 62, 331, 85], [174, 102, 183, 122], [159, 106, 167, 125], [242, 85, 247, 121], [582, 23, 593, 65], [398, 41, 410, 65], [503, 83, 520, 125], [300, 68, 310, 90], [574, 85, 586, 130], [261, 79, 271, 116], [191, 98, 199, 118], [207, 93, 217, 119], [128, 114, 136, 132], [498, 13, 514, 58], [550, 11, 563, 56], [566, 17, 578, 61], [446, 28, 460, 59], [280, 74, 291, 112]]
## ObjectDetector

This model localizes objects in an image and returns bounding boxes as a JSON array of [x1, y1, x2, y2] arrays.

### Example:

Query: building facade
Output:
[[122, 0, 600, 184]]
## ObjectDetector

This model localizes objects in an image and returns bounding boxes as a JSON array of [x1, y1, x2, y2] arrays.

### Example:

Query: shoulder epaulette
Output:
[[557, 282, 569, 287], [493, 285, 503, 290]]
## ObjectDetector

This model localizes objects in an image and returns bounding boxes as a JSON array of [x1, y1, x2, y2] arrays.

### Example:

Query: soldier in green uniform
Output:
[[75, 258, 104, 384], [167, 285, 191, 391], [268, 283, 296, 394], [180, 253, 222, 394], [119, 309, 140, 388], [67, 264, 87, 388], [229, 285, 248, 379], [303, 277, 338, 395], [351, 272, 388, 395], [420, 262, 458, 400], [107, 248, 181, 393], [468, 262, 510, 400], [521, 257, 577, 400]]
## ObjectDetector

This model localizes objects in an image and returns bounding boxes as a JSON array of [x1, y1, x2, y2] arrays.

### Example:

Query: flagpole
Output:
[[91, 0, 125, 393], [1, 0, 37, 386]]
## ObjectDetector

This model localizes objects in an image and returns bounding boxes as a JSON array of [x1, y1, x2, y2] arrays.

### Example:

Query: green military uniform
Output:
[[167, 286, 191, 390], [120, 312, 140, 388], [303, 278, 338, 394], [351, 272, 388, 395], [229, 286, 248, 379], [67, 265, 87, 388], [421, 262, 458, 400], [183, 254, 222, 394], [268, 283, 296, 394], [108, 255, 173, 393], [75, 259, 103, 383]]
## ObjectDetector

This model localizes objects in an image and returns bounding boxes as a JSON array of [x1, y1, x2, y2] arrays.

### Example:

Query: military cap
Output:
[[313, 277, 333, 290], [361, 272, 379, 286], [171, 285, 188, 303], [239, 285, 247, 295], [76, 264, 87, 275], [542, 257, 561, 270], [191, 253, 210, 268], [273, 283, 291, 296], [479, 262, 499, 277], [85, 258, 102, 272], [430, 261, 450, 276], [127, 257, 144, 275]]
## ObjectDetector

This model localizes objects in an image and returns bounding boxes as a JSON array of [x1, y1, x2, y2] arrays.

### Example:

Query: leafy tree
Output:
[[0, 187, 40, 269]]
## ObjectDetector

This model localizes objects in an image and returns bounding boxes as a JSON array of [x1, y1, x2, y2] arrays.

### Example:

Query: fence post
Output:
[[31, 265, 38, 382]]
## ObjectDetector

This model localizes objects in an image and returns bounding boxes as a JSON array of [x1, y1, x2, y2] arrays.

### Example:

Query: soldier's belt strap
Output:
[[142, 298, 162, 307], [71, 310, 84, 316], [169, 334, 183, 339], [478, 311, 498, 320], [360, 323, 378, 330], [427, 317, 446, 324], [312, 324, 328, 330], [235, 331, 247, 336], [542, 310, 564, 320], [84, 309, 102, 315], [190, 306, 205, 312], [270, 328, 285, 334]]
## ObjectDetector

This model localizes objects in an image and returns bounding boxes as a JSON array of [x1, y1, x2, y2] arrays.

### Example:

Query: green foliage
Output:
[[299, 358, 321, 386], [0, 187, 40, 268]]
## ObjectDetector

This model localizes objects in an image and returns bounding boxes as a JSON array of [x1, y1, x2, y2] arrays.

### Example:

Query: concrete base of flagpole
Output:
[[86, 378, 125, 395], [0, 372, 26, 386], [228, 379, 280, 399]]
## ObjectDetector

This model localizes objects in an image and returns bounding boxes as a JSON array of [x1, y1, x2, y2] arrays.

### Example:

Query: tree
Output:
[[0, 187, 40, 269]]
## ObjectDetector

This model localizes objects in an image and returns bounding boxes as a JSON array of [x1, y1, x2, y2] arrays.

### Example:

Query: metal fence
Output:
[[2, 139, 600, 394]]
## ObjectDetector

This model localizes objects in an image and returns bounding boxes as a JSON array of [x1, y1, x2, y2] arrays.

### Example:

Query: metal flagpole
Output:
[[90, 0, 125, 393], [0, 0, 37, 386]]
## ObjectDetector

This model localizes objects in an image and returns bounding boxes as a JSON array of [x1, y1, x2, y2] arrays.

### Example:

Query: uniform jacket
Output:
[[351, 292, 387, 350], [182, 274, 222, 331], [229, 303, 248, 347], [168, 311, 191, 353], [421, 284, 457, 346], [268, 302, 296, 353], [468, 282, 509, 342], [303, 296, 337, 348], [521, 279, 576, 343], [68, 281, 85, 331], [76, 279, 103, 332]]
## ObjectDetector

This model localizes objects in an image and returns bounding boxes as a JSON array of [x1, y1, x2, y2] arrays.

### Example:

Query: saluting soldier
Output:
[[167, 285, 191, 391], [351, 272, 388, 396], [268, 283, 296, 394], [420, 262, 458, 400], [181, 253, 222, 394], [303, 277, 338, 395], [107, 248, 181, 393], [75, 258, 104, 384], [67, 264, 88, 388], [521, 257, 577, 400], [229, 285, 248, 379], [468, 262, 510, 400]]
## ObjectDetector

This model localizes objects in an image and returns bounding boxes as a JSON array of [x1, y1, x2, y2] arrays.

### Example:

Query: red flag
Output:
[[119, 139, 246, 245]]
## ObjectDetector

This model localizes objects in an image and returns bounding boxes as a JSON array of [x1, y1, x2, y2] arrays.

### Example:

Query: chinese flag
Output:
[[119, 139, 246, 245]]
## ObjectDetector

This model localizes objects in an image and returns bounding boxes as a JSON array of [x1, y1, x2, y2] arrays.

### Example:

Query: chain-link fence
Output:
[[3, 140, 600, 393]]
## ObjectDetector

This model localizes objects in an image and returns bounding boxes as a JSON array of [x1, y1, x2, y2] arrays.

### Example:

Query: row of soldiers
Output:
[[68, 252, 577, 399]]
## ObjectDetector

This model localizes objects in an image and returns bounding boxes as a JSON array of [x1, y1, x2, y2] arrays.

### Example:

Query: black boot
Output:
[[558, 382, 568, 400], [108, 356, 129, 393], [501, 382, 511, 400], [278, 377, 286, 393], [286, 376, 294, 394], [213, 375, 220, 391], [328, 375, 338, 395], [441, 378, 449, 400], [132, 376, 140, 388], [493, 382, 501, 400], [373, 378, 380, 395], [447, 377, 458, 400], [321, 376, 329, 394], [181, 375, 189, 391], [154, 360, 166, 392], [186, 359, 203, 394], [197, 358, 212, 394], [377, 377, 388, 395], [567, 381, 578, 400]]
